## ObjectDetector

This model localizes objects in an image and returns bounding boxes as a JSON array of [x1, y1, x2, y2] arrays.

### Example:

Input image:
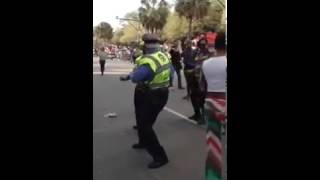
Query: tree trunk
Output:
[[188, 17, 193, 41]]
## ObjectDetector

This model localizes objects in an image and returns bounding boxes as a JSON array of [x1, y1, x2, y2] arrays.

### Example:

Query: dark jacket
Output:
[[182, 48, 196, 70], [169, 49, 182, 69]]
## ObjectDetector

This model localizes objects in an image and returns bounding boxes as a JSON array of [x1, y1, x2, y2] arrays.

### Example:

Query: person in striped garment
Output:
[[201, 32, 227, 180]]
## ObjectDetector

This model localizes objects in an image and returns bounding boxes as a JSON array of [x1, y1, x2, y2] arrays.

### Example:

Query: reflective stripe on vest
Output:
[[149, 81, 170, 89], [138, 52, 171, 88], [143, 55, 161, 71], [143, 55, 171, 75]]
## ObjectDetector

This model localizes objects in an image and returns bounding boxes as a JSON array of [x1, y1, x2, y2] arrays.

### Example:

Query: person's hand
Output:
[[120, 75, 130, 81]]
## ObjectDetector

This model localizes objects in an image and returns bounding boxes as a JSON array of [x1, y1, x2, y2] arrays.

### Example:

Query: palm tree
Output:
[[156, 0, 170, 34], [175, 0, 211, 40], [138, 0, 169, 34]]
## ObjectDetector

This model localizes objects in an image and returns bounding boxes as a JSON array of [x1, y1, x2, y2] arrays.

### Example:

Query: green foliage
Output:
[[162, 13, 188, 41], [193, 3, 223, 32], [107, 0, 226, 44], [95, 22, 113, 41], [111, 29, 124, 44], [175, 0, 211, 38], [138, 0, 170, 33], [175, 0, 211, 20], [118, 11, 143, 44], [119, 24, 140, 43]]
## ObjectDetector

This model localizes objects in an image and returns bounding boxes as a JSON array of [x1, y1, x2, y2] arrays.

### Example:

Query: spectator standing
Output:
[[181, 40, 196, 99], [202, 32, 227, 180], [98, 47, 108, 76], [169, 44, 184, 89]]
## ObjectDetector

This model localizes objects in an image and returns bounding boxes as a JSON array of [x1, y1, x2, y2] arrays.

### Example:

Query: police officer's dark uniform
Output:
[[132, 46, 143, 131], [120, 34, 171, 169]]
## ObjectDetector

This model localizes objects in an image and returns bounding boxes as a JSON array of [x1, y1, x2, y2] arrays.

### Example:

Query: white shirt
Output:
[[98, 51, 108, 60], [202, 56, 227, 92]]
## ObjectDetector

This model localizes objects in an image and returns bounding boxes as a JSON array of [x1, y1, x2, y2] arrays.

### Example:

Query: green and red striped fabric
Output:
[[204, 94, 226, 180]]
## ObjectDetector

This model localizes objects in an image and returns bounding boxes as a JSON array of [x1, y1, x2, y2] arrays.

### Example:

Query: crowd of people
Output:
[[164, 29, 221, 125], [94, 44, 132, 61], [162, 30, 227, 180], [94, 44, 135, 76], [95, 29, 226, 179], [96, 29, 223, 125]]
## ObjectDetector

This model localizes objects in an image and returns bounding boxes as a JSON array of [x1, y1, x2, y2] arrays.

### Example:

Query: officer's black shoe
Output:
[[182, 95, 190, 100], [133, 125, 138, 130], [148, 159, 169, 169], [188, 114, 198, 121], [197, 120, 205, 125], [132, 143, 145, 149]]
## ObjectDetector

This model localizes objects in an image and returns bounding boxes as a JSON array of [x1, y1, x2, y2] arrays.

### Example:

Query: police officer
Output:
[[120, 34, 173, 169], [132, 42, 143, 64], [132, 43, 143, 131]]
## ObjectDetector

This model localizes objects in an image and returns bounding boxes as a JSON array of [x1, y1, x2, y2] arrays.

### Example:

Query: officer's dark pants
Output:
[[134, 86, 145, 143], [99, 60, 106, 75], [138, 88, 169, 161]]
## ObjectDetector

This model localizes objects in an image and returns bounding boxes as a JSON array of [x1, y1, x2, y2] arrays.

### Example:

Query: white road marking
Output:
[[93, 68, 133, 72], [93, 72, 130, 75], [163, 107, 197, 125], [93, 64, 134, 68]]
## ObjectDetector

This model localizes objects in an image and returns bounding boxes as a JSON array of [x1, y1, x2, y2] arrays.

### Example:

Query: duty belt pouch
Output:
[[137, 82, 148, 91]]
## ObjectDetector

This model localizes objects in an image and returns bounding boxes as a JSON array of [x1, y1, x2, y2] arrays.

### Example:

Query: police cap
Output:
[[142, 34, 160, 43]]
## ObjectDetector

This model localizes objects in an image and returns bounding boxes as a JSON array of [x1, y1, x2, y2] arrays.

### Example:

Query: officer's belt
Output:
[[136, 83, 148, 90], [136, 82, 169, 91]]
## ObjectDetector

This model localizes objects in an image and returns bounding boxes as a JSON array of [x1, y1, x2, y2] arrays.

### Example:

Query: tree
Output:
[[115, 11, 143, 44], [175, 0, 211, 40], [138, 0, 170, 34], [95, 22, 113, 42], [192, 1, 224, 33], [162, 12, 189, 41], [209, 0, 225, 29], [155, 0, 170, 33], [123, 11, 144, 37], [119, 24, 140, 44], [111, 29, 124, 44]]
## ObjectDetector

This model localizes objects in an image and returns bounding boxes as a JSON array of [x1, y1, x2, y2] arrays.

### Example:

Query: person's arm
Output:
[[129, 65, 153, 83], [181, 51, 186, 64], [200, 66, 208, 94], [177, 52, 182, 66], [170, 64, 175, 81], [121, 64, 174, 84]]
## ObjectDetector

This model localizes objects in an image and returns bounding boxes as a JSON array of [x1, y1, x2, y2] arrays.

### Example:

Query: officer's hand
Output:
[[120, 75, 130, 81]]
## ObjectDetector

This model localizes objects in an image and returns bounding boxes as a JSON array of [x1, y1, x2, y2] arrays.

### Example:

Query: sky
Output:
[[93, 0, 174, 29]]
